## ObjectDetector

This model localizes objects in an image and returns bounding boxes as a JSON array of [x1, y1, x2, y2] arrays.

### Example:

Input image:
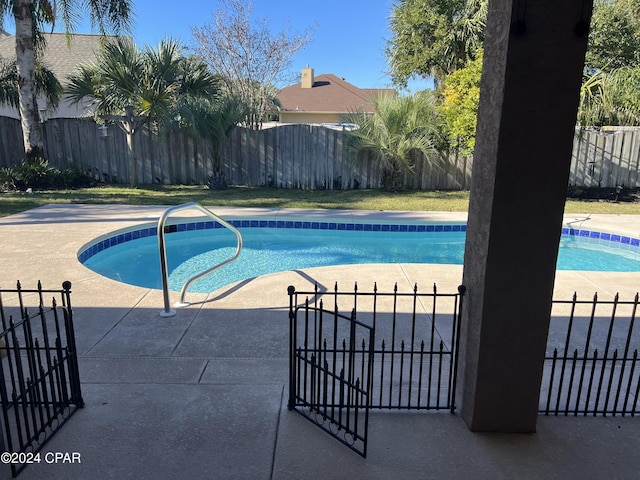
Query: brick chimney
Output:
[[301, 66, 314, 89]]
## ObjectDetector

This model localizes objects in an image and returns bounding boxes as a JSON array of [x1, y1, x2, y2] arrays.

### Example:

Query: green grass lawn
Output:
[[1, 185, 639, 218]]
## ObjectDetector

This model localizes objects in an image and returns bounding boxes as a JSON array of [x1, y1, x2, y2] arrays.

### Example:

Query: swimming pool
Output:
[[78, 218, 640, 294]]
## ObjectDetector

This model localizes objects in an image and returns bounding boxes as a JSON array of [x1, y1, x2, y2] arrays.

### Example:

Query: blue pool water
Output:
[[79, 222, 640, 293]]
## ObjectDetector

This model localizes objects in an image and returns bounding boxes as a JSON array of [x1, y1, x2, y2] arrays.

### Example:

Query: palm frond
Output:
[[0, 57, 62, 109], [0, 58, 19, 107], [35, 62, 63, 109], [64, 34, 223, 138], [578, 67, 640, 126], [343, 92, 441, 190]]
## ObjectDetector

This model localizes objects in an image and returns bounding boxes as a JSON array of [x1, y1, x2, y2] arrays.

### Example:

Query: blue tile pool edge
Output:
[[77, 221, 640, 264], [77, 220, 467, 263]]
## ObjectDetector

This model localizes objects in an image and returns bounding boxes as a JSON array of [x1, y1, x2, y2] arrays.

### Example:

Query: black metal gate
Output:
[[287, 282, 465, 457], [0, 281, 84, 478], [287, 286, 375, 457]]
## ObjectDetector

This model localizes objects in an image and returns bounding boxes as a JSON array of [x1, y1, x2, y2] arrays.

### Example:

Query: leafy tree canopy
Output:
[[387, 0, 486, 87], [385, 0, 640, 142], [586, 0, 640, 74], [439, 49, 482, 154], [66, 37, 225, 186], [67, 38, 219, 126]]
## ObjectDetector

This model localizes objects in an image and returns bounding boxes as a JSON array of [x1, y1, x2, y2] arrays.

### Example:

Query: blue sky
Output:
[[5, 0, 434, 92], [125, 0, 434, 92]]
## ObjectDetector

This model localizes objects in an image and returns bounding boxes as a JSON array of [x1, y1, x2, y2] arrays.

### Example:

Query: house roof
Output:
[[0, 33, 115, 85], [278, 73, 394, 114]]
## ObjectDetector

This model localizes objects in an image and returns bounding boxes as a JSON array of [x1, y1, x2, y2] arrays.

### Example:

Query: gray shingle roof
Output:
[[0, 33, 115, 85], [0, 32, 123, 117]]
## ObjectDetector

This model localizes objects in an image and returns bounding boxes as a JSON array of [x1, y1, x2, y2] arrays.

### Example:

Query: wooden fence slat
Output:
[[626, 129, 640, 187]]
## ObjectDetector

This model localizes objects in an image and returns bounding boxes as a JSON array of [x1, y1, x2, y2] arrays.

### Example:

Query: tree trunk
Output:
[[124, 106, 138, 186], [382, 162, 404, 192], [126, 128, 138, 187], [13, 0, 46, 162]]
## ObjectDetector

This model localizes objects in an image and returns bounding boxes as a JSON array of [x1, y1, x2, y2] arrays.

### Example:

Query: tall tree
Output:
[[191, 0, 316, 130], [344, 92, 442, 192], [0, 56, 62, 111], [387, 0, 487, 87], [586, 0, 640, 74], [67, 38, 220, 186], [0, 0, 133, 161]]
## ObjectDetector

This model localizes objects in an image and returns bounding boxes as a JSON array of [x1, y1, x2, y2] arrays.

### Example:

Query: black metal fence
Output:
[[287, 282, 465, 456], [289, 284, 640, 422], [0, 281, 84, 478], [541, 291, 640, 416]]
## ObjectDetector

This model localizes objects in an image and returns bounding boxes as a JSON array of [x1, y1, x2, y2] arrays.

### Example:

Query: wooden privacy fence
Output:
[[0, 117, 471, 190], [570, 127, 640, 188], [2, 116, 640, 189]]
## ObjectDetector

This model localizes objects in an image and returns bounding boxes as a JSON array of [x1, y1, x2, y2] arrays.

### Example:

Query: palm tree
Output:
[[171, 93, 247, 189], [578, 67, 640, 126], [0, 0, 133, 161], [0, 56, 62, 112], [446, 0, 488, 76], [344, 92, 442, 192], [66, 38, 222, 186]]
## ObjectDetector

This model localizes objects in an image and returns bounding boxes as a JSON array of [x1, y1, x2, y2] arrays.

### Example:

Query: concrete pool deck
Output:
[[0, 204, 639, 479]]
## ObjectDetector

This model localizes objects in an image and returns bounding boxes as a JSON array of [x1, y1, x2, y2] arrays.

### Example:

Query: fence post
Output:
[[287, 285, 296, 410], [450, 284, 466, 413]]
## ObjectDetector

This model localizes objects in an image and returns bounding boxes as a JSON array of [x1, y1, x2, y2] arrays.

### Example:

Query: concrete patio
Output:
[[0, 204, 639, 479]]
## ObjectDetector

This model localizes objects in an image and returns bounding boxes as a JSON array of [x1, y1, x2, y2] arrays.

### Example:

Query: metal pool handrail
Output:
[[158, 202, 243, 317]]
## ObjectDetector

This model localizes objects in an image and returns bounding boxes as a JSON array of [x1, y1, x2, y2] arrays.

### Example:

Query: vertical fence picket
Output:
[[622, 350, 637, 415], [614, 294, 638, 413]]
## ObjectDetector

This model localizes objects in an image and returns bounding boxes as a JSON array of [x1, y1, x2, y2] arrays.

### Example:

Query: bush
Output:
[[0, 167, 16, 191], [0, 160, 94, 191], [566, 186, 640, 202], [53, 165, 95, 189], [13, 158, 56, 189]]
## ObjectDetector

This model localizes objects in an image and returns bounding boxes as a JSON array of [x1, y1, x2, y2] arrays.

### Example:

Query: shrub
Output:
[[0, 166, 17, 191], [53, 165, 94, 188], [1, 160, 94, 191], [12, 158, 56, 189]]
